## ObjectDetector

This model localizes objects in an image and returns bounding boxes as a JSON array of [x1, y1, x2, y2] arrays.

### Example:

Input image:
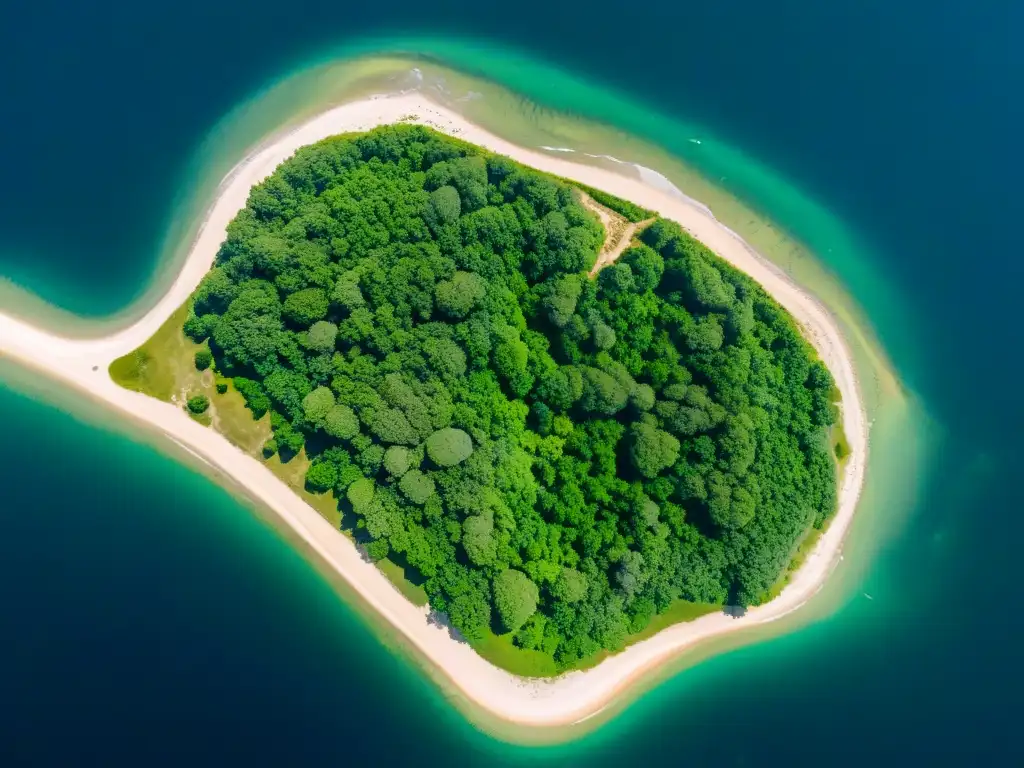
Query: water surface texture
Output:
[[1, 0, 1021, 764]]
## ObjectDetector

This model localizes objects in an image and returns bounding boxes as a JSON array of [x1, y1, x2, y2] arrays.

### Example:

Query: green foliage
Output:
[[553, 567, 589, 603], [543, 274, 583, 327], [347, 477, 375, 510], [324, 404, 359, 440], [435, 271, 486, 318], [332, 272, 365, 311], [622, 245, 664, 292], [306, 320, 338, 354], [572, 182, 655, 222], [630, 383, 656, 412], [493, 569, 540, 632], [366, 407, 418, 445], [305, 460, 337, 493], [427, 185, 461, 228], [425, 427, 474, 467], [184, 125, 838, 670], [186, 394, 209, 414], [233, 377, 270, 418], [283, 287, 329, 327], [383, 445, 413, 477], [579, 366, 629, 415], [629, 422, 681, 478], [194, 347, 213, 371], [302, 386, 335, 425], [399, 469, 435, 504]]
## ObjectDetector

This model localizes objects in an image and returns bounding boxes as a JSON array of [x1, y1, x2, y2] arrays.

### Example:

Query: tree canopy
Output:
[[184, 125, 838, 669]]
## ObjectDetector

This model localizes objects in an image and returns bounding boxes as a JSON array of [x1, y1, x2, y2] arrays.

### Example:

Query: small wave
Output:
[[580, 151, 719, 218], [585, 152, 627, 165], [540, 146, 576, 153]]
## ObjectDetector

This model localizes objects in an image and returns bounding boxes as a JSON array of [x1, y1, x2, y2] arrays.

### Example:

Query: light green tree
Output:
[[493, 569, 539, 633]]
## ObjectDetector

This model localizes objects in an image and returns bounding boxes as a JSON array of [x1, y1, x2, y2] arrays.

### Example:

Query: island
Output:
[[0, 94, 866, 727]]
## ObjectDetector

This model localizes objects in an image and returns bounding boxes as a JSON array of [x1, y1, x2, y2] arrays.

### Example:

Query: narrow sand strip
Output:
[[0, 93, 867, 728]]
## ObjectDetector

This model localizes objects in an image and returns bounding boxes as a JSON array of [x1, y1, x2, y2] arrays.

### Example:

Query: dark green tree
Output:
[[187, 394, 209, 414]]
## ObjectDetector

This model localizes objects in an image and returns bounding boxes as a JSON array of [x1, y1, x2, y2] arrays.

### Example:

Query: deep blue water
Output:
[[1, 0, 1022, 764]]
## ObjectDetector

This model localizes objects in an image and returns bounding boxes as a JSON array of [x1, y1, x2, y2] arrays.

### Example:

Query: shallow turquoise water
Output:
[[1, 1, 1021, 764]]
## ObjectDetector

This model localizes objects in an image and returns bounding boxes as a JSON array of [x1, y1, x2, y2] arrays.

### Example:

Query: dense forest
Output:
[[182, 125, 837, 669]]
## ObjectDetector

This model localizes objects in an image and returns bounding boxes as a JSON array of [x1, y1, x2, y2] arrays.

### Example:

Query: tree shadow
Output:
[[302, 430, 334, 458], [277, 443, 300, 463], [427, 610, 469, 645], [387, 548, 428, 588], [337, 497, 362, 536]]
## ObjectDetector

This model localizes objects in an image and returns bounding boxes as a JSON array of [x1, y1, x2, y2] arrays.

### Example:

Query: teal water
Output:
[[1, 0, 1021, 764]]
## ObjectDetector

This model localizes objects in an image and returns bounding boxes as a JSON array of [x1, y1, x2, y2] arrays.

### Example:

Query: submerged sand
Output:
[[0, 93, 868, 728]]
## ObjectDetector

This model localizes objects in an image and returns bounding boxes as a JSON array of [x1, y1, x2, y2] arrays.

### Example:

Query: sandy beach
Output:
[[0, 93, 868, 728]]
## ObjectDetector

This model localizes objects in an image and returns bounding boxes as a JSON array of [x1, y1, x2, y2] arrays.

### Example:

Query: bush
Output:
[[364, 538, 390, 562], [233, 377, 271, 419], [573, 182, 654, 222], [194, 348, 213, 371], [305, 461, 337, 493], [215, 381, 228, 394], [183, 312, 216, 342], [186, 394, 209, 414]]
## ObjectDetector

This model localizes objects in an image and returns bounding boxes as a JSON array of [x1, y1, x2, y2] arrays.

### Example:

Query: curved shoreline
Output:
[[0, 93, 868, 728]]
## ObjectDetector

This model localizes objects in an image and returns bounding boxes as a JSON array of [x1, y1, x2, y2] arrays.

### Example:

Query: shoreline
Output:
[[0, 93, 868, 729]]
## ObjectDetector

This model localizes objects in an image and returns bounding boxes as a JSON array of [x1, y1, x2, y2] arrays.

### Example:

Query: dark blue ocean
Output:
[[1, 1, 1022, 764]]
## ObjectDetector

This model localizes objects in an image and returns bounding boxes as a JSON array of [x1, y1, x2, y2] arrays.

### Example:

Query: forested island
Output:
[[128, 125, 838, 671]]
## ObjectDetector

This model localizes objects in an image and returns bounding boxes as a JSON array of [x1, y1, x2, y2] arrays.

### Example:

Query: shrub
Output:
[[194, 347, 213, 371], [305, 461, 338, 493], [187, 394, 209, 414]]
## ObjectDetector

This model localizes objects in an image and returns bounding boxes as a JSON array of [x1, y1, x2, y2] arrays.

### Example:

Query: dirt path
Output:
[[578, 191, 655, 276]]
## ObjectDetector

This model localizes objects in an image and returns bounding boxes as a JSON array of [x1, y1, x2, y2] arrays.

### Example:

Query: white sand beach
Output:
[[0, 93, 868, 728]]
